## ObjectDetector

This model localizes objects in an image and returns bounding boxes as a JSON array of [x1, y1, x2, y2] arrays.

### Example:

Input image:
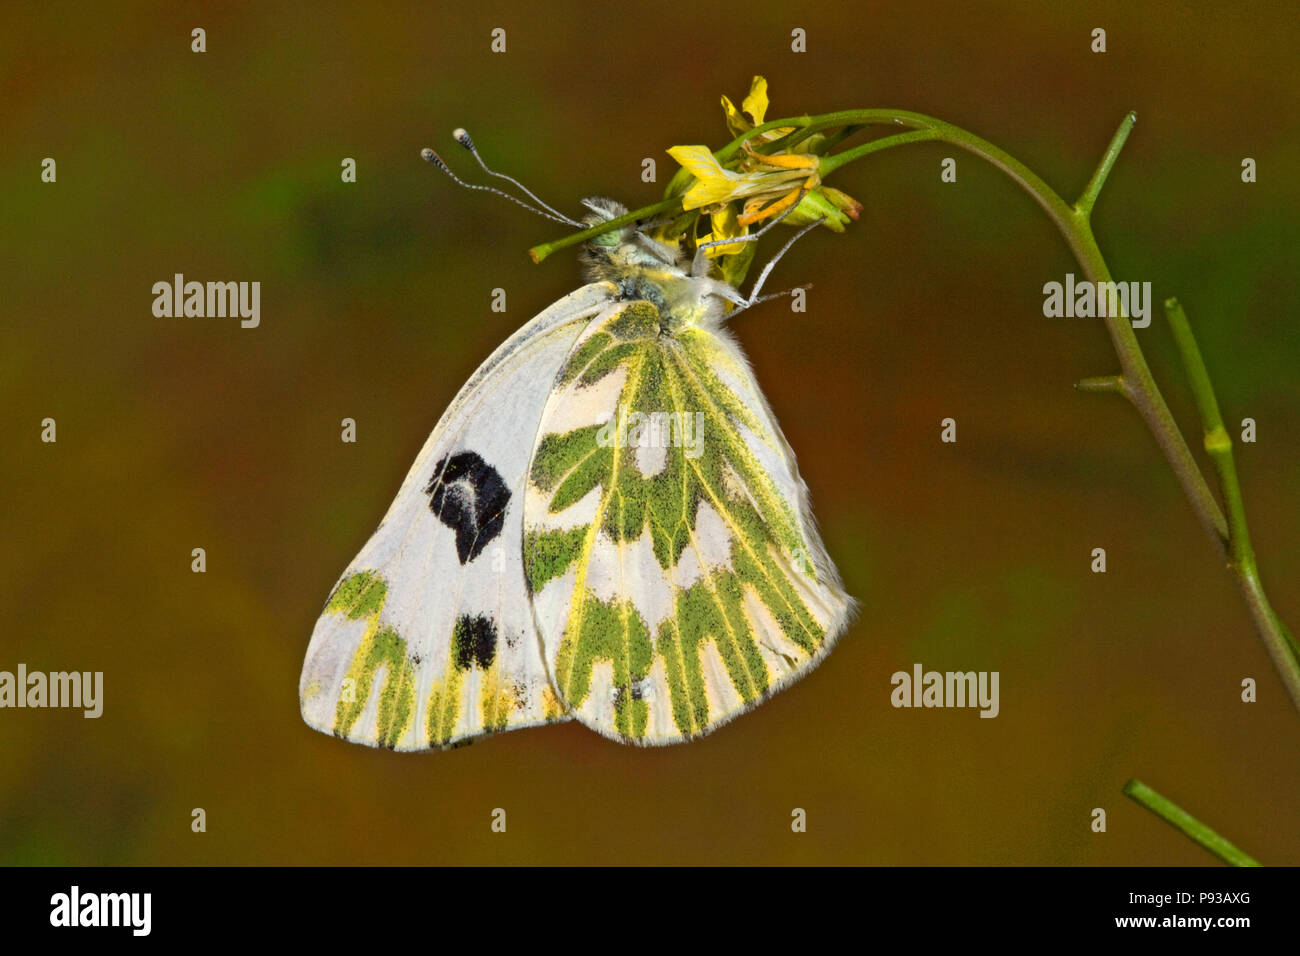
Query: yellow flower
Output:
[[665, 75, 865, 267], [733, 80, 865, 231], [733, 140, 821, 224], [666, 144, 811, 213]]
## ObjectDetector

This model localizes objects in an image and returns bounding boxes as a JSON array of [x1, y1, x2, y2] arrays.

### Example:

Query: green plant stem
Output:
[[834, 113, 1233, 549], [528, 118, 937, 263], [1075, 375, 1129, 397], [1077, 112, 1136, 218], [778, 108, 1300, 712], [528, 196, 680, 263], [1123, 779, 1261, 866], [1164, 297, 1251, 564], [1165, 297, 1300, 695], [815, 128, 940, 175]]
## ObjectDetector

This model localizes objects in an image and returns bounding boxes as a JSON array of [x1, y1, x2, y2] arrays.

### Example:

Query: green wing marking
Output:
[[525, 301, 851, 743], [323, 571, 418, 749], [317, 571, 543, 749]]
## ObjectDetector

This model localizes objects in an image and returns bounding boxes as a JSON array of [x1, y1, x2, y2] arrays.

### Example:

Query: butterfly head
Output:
[[578, 197, 685, 285]]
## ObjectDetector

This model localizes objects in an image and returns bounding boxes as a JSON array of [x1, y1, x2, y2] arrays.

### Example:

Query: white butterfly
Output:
[[299, 138, 855, 750]]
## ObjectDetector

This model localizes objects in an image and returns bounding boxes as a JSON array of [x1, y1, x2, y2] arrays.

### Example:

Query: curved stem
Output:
[[818, 128, 940, 175], [728, 110, 1233, 555], [811, 114, 1226, 557], [793, 108, 1300, 709]]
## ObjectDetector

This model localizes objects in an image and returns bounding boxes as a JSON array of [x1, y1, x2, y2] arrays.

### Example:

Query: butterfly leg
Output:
[[719, 215, 825, 317], [690, 186, 814, 278], [743, 216, 823, 300]]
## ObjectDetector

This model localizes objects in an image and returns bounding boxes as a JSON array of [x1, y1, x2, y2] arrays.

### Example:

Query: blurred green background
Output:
[[2, 0, 1297, 865]]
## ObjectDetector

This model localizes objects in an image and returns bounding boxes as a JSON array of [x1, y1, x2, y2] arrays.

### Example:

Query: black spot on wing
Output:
[[425, 451, 510, 564], [451, 614, 498, 671]]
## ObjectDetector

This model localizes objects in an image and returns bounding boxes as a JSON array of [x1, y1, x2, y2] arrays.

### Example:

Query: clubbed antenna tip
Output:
[[420, 147, 448, 171]]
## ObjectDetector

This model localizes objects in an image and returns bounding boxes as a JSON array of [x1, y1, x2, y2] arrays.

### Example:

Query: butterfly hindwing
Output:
[[299, 282, 617, 750], [523, 299, 855, 744]]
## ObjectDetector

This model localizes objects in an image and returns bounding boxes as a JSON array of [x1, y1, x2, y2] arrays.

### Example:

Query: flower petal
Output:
[[668, 145, 756, 208], [737, 187, 803, 225], [667, 145, 731, 182], [741, 76, 770, 126], [720, 94, 751, 137], [703, 203, 749, 257]]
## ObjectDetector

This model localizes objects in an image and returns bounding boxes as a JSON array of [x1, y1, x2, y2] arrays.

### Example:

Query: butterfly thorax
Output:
[[578, 197, 734, 331]]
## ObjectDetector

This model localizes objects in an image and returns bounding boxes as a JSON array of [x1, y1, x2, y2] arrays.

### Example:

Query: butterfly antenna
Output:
[[452, 127, 582, 227], [420, 147, 575, 226]]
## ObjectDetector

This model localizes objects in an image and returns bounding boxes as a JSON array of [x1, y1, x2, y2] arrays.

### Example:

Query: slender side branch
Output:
[[1164, 297, 1248, 562], [1075, 375, 1130, 398], [1165, 297, 1300, 702], [1123, 779, 1261, 867], [1076, 111, 1137, 219]]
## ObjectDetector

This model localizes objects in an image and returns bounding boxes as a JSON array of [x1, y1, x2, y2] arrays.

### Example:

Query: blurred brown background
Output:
[[2, 0, 1297, 864]]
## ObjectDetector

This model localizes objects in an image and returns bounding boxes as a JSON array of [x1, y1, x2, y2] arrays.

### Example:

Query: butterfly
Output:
[[298, 130, 856, 750]]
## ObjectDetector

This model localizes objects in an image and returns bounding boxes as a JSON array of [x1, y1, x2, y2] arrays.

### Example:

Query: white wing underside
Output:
[[300, 282, 618, 750]]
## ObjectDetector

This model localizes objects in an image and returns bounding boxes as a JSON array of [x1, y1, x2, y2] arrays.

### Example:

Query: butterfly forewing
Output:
[[299, 282, 617, 750], [523, 299, 855, 745]]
